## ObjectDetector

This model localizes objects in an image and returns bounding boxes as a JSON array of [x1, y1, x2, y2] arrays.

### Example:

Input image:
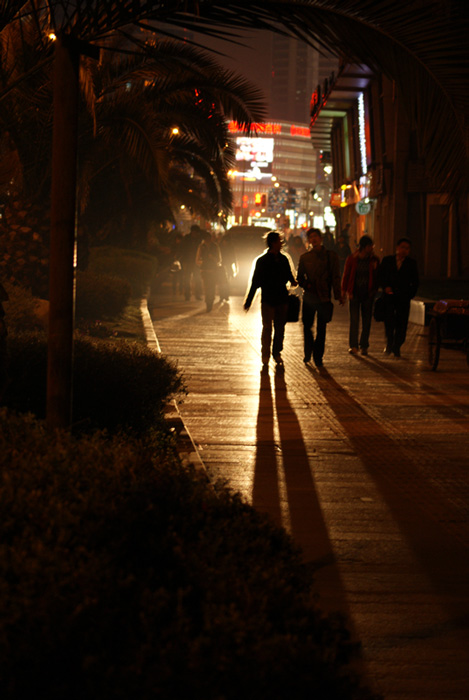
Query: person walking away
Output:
[[180, 224, 203, 300], [244, 231, 297, 368], [196, 231, 222, 312], [218, 231, 237, 302], [335, 234, 352, 276], [341, 235, 379, 356], [322, 225, 336, 251], [297, 228, 344, 368], [378, 237, 419, 357], [287, 234, 307, 269]]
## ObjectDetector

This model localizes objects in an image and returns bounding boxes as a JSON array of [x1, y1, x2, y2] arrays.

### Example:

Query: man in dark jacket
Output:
[[297, 228, 344, 367], [244, 231, 297, 368], [378, 237, 419, 357]]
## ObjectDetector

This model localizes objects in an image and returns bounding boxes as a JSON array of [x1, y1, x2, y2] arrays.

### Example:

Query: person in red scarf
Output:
[[341, 235, 380, 356]]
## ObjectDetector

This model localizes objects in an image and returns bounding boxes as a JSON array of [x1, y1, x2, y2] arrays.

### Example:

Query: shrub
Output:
[[76, 271, 131, 320], [87, 246, 159, 297], [2, 282, 46, 333], [2, 332, 184, 434], [0, 410, 380, 700]]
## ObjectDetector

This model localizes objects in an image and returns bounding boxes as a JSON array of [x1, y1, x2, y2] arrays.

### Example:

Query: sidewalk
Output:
[[147, 289, 469, 700]]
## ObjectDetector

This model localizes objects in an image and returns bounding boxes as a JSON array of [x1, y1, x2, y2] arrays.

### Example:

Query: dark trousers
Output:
[[384, 295, 411, 352], [302, 299, 329, 365], [349, 297, 374, 350], [261, 302, 288, 362], [183, 264, 202, 300]]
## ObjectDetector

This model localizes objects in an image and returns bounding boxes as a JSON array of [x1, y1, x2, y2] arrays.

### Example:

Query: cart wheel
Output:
[[428, 317, 441, 370]]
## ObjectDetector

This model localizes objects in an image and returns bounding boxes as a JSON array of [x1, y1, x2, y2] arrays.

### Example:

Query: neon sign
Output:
[[358, 93, 368, 176]]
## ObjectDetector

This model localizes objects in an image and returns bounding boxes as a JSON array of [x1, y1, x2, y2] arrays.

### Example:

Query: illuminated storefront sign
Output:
[[355, 200, 371, 215], [358, 93, 368, 176], [236, 137, 274, 165], [228, 121, 310, 138]]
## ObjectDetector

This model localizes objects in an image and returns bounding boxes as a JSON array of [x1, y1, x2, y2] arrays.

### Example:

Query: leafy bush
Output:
[[76, 271, 132, 320], [0, 410, 380, 700], [0, 200, 50, 297], [2, 282, 46, 333], [87, 246, 159, 297], [2, 332, 184, 434]]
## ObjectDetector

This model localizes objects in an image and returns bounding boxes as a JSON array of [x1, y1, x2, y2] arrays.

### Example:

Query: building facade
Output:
[[226, 119, 317, 232], [310, 62, 469, 277]]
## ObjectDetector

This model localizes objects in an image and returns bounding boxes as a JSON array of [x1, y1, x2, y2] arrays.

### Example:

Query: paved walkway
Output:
[[148, 288, 469, 700]]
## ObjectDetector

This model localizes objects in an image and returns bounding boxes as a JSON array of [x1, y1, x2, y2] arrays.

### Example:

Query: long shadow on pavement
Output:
[[252, 366, 353, 622], [308, 364, 469, 631]]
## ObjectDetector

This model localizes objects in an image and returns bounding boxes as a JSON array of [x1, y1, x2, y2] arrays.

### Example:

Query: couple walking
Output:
[[244, 228, 343, 369], [244, 228, 419, 368], [342, 235, 419, 357]]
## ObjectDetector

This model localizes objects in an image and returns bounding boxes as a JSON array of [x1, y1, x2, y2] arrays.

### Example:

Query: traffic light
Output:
[[260, 193, 267, 207], [255, 193, 267, 208]]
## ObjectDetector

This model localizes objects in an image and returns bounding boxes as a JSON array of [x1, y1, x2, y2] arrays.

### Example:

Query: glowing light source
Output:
[[358, 93, 367, 176]]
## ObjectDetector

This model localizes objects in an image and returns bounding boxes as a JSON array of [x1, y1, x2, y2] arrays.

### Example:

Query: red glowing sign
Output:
[[228, 121, 309, 138]]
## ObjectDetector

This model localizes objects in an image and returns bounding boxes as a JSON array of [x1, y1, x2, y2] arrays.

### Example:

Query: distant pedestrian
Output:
[[297, 228, 344, 368], [378, 237, 419, 357], [322, 225, 335, 251], [342, 235, 380, 356], [244, 231, 297, 369], [335, 234, 352, 276], [218, 232, 237, 302], [196, 231, 222, 312], [287, 234, 307, 268], [180, 224, 203, 300]]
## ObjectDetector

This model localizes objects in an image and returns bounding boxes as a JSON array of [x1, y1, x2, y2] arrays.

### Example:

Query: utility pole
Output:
[[47, 36, 79, 429], [47, 35, 99, 429]]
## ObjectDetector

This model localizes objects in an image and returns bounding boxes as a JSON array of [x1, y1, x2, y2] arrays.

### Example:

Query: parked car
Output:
[[221, 225, 271, 295]]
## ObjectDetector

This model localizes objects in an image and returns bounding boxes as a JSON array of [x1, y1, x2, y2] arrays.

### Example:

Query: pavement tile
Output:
[[147, 288, 469, 700]]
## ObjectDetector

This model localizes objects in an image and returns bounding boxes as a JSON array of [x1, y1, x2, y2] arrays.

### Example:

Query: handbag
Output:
[[373, 295, 385, 322], [286, 293, 300, 322]]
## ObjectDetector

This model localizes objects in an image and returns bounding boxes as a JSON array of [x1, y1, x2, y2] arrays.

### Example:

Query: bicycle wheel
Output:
[[428, 317, 441, 370]]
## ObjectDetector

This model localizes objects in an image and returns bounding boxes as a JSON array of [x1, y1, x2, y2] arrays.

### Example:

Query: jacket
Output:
[[196, 240, 221, 271], [341, 251, 380, 299], [245, 250, 296, 307], [378, 255, 419, 301], [297, 246, 342, 302]]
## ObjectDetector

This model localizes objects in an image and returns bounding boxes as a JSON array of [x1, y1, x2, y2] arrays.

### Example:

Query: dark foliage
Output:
[[2, 332, 184, 434], [0, 410, 380, 700], [76, 270, 132, 320]]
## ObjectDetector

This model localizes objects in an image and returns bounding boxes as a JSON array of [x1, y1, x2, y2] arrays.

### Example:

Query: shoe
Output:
[[303, 355, 311, 364], [273, 355, 283, 365], [383, 346, 392, 355], [348, 347, 359, 355], [393, 348, 401, 357], [360, 348, 368, 356], [314, 359, 323, 368]]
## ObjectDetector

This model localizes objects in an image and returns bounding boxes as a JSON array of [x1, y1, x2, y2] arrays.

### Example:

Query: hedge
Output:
[[0, 410, 380, 700], [2, 332, 184, 434]]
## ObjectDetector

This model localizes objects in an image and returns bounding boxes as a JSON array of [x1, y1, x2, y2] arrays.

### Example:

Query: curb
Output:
[[140, 296, 208, 474]]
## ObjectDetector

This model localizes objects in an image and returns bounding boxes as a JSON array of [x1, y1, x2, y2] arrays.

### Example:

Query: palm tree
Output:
[[0, 28, 265, 274], [77, 37, 265, 240]]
